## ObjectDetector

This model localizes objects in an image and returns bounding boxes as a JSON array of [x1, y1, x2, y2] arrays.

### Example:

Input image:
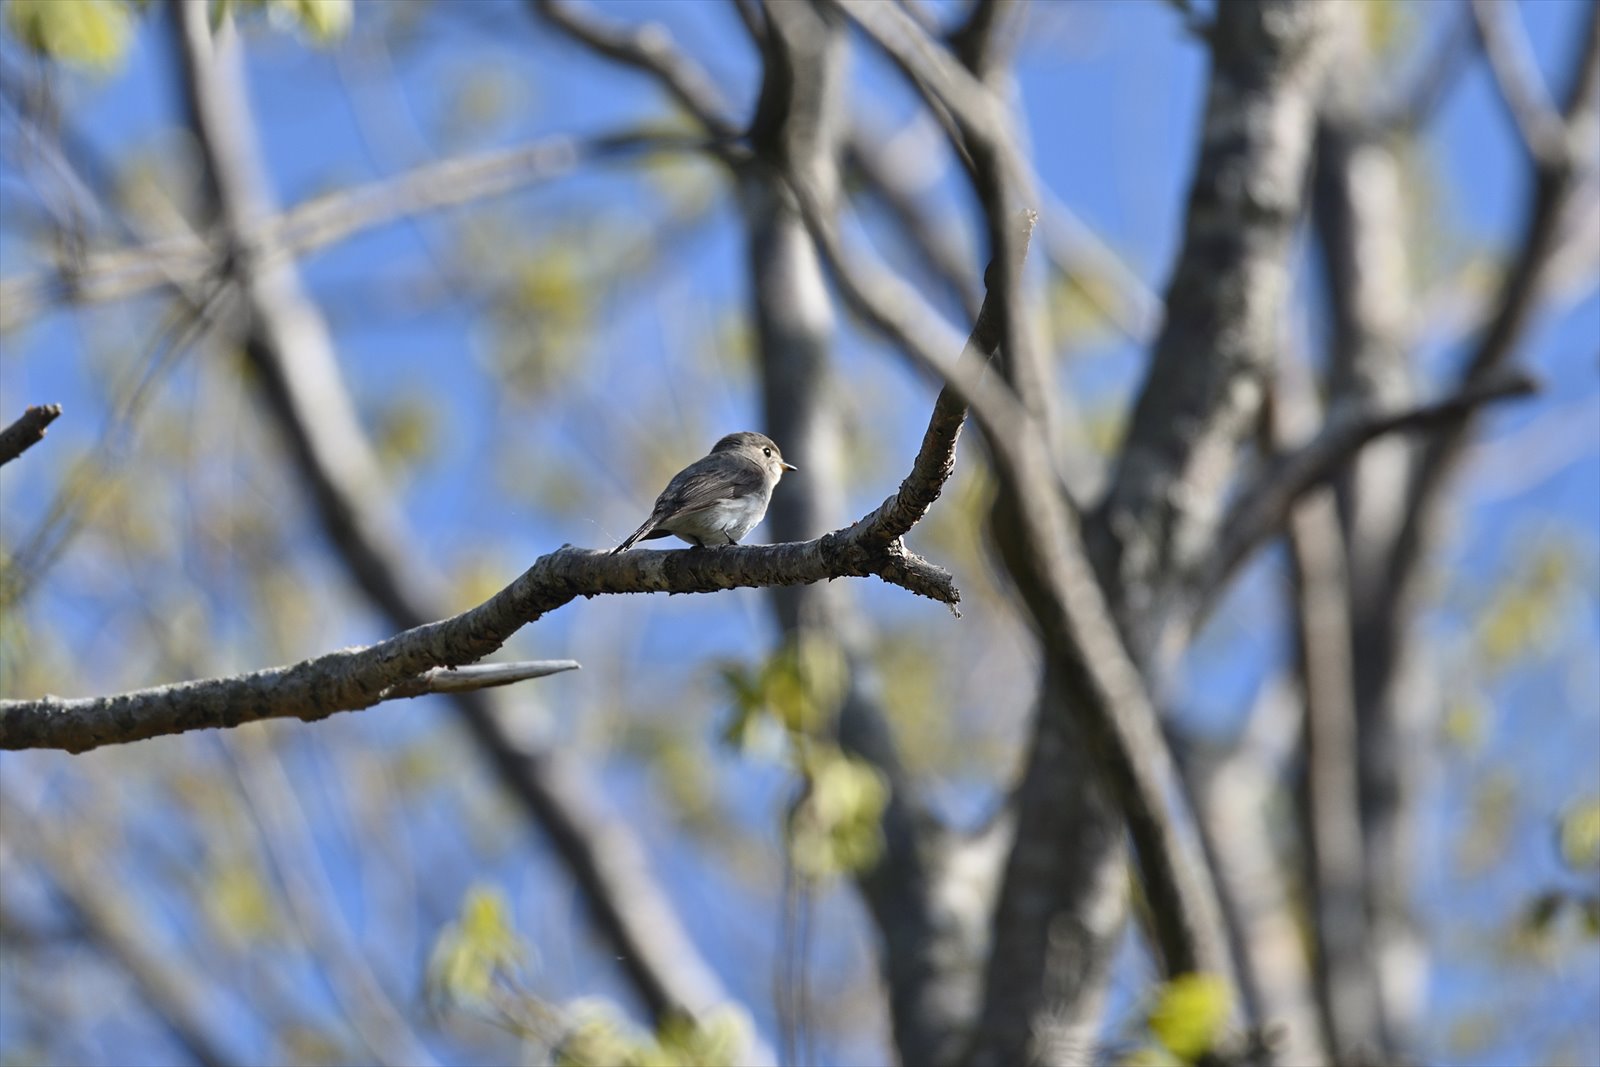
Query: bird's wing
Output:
[[654, 454, 766, 519]]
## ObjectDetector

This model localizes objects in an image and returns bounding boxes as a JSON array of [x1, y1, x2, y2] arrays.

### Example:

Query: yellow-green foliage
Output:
[[1121, 972, 1233, 1066], [6, 0, 131, 69], [426, 884, 529, 1008], [204, 855, 279, 946], [1474, 543, 1575, 675], [788, 745, 889, 879], [1559, 796, 1600, 871], [213, 0, 351, 42], [557, 1005, 746, 1067], [719, 638, 887, 877], [720, 634, 848, 745]]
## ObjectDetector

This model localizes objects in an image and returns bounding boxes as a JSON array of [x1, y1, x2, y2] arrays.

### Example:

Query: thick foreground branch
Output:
[[1, 471, 959, 753]]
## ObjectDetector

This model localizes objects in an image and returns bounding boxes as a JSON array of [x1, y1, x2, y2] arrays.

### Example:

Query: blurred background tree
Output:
[[1, 1, 1596, 1065]]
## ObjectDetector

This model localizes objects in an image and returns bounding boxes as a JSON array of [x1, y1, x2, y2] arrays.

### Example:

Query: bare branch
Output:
[[1472, 0, 1572, 167], [1090, 0, 1338, 667], [0, 655, 572, 752], [169, 4, 769, 1048], [728, 0, 767, 48], [0, 509, 958, 753], [0, 819, 243, 1067], [531, 0, 739, 137], [1309, 51, 1420, 1056], [1173, 681, 1329, 1067], [784, 141, 1232, 986], [832, 0, 1012, 160], [843, 120, 981, 315], [0, 129, 713, 331], [1202, 373, 1538, 611], [0, 403, 61, 466], [1272, 362, 1380, 1066], [1382, 4, 1476, 135], [222, 734, 439, 1067], [1159, 0, 1214, 40], [746, 14, 1012, 1051], [1377, 0, 1598, 613]]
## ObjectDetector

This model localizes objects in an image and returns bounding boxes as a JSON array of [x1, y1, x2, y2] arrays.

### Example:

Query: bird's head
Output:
[[712, 431, 797, 480]]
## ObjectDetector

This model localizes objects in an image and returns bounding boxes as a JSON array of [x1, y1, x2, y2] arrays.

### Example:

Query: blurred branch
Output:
[[843, 120, 981, 315], [0, 129, 716, 331], [1309, 55, 1421, 1056], [945, 0, 1015, 79], [1159, 0, 1214, 40], [1346, 10, 1598, 1055], [1472, 0, 1572, 167], [0, 819, 242, 1067], [936, 9, 1139, 1056], [1, 281, 234, 611], [1273, 363, 1379, 1066], [742, 14, 852, 1064], [729, 0, 767, 47], [169, 6, 754, 1052], [831, 0, 1022, 192], [742, 6, 990, 1059], [1038, 183, 1164, 345], [1173, 680, 1329, 1067], [1382, 4, 1476, 134], [222, 732, 438, 1067], [786, 147, 1232, 987], [0, 403, 61, 466], [1455, 2, 1599, 381], [1089, 0, 1337, 667], [1202, 373, 1539, 611], [531, 0, 739, 136], [1379, 0, 1599, 641]]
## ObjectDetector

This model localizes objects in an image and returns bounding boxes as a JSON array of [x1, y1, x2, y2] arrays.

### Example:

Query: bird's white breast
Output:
[[660, 495, 770, 546]]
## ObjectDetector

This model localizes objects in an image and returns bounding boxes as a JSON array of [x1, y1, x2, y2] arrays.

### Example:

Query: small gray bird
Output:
[[611, 431, 796, 553]]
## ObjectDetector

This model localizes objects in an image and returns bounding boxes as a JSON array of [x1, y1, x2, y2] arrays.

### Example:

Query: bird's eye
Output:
[[763, 447, 772, 457]]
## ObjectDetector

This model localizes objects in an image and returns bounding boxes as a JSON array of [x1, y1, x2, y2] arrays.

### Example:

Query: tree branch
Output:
[[1472, 0, 1572, 168], [530, 0, 739, 137], [0, 656, 575, 752], [0, 448, 967, 752], [1088, 0, 1337, 666], [0, 129, 715, 331], [1172, 681, 1329, 1067], [1202, 373, 1538, 611], [0, 404, 62, 466], [166, 3, 761, 1050], [1386, 0, 1599, 605], [784, 147, 1232, 989], [0, 819, 244, 1067]]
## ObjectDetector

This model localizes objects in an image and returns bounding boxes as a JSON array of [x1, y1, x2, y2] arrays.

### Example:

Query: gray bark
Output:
[[1090, 0, 1337, 665]]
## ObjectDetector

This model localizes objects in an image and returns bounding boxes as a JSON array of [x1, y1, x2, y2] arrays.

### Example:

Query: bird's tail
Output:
[[611, 517, 659, 555]]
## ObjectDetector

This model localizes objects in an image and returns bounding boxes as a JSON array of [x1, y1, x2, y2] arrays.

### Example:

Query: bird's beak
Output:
[[782, 461, 798, 472]]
